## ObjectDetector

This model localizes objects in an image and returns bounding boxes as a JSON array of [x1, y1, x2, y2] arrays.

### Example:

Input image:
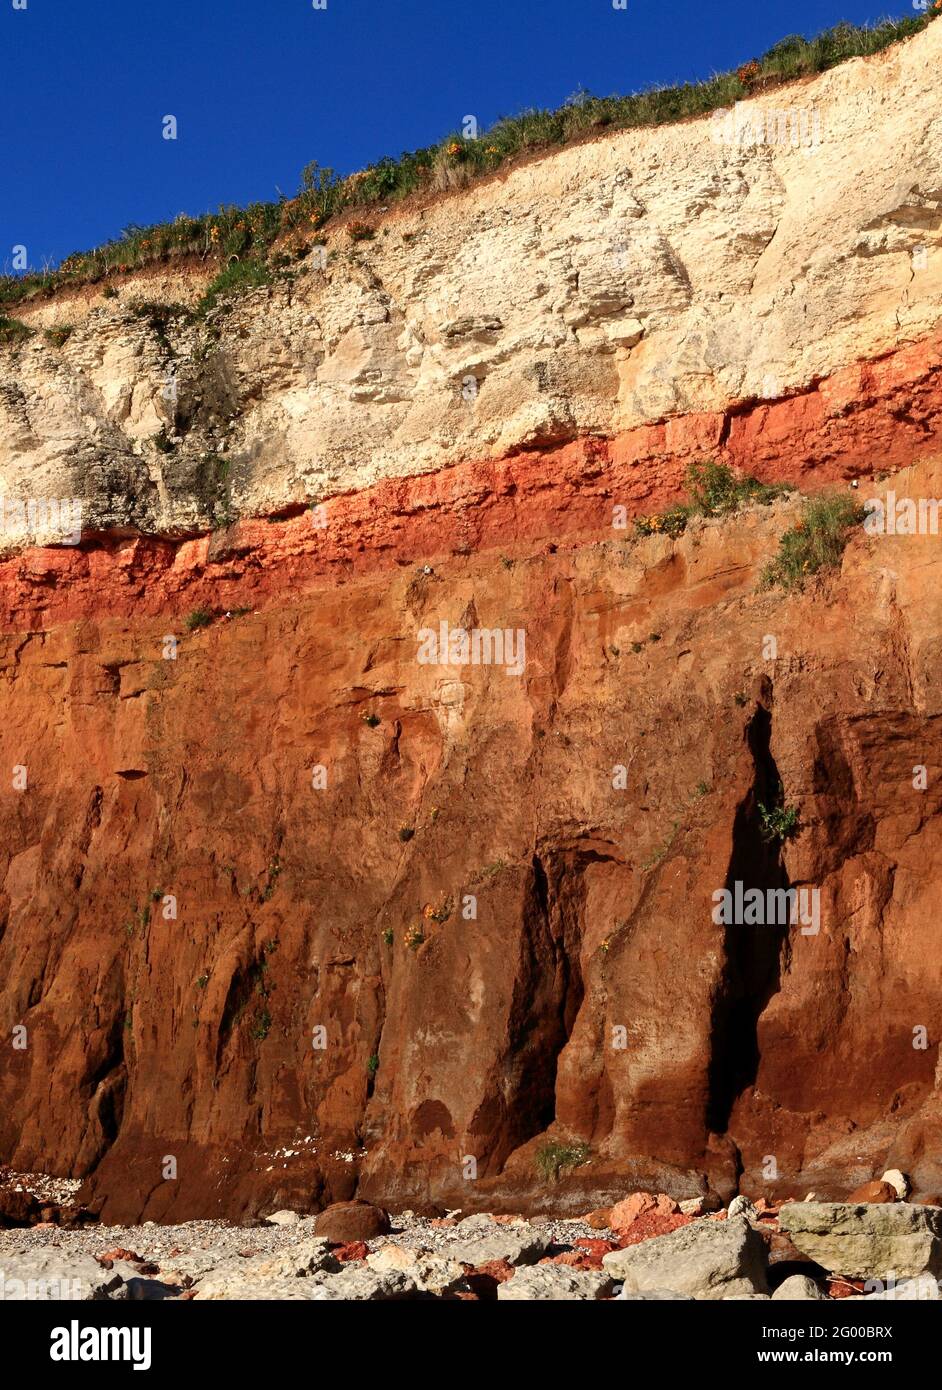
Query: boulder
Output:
[[771, 1274, 826, 1301], [448, 1229, 550, 1268], [881, 1170, 911, 1199], [779, 1202, 942, 1279], [855, 1275, 940, 1301], [193, 1238, 338, 1295], [727, 1195, 758, 1221], [618, 1288, 692, 1300], [0, 1188, 42, 1228], [313, 1200, 390, 1243], [846, 1181, 898, 1204], [0, 1252, 124, 1300], [366, 1244, 466, 1295], [195, 1275, 328, 1300], [602, 1215, 768, 1300], [498, 1266, 617, 1300], [264, 1209, 301, 1226], [609, 1192, 678, 1236], [585, 1208, 613, 1230], [305, 1267, 418, 1300]]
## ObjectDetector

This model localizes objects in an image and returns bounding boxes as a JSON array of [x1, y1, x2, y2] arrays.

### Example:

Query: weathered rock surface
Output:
[[602, 1215, 768, 1300], [497, 1265, 616, 1300], [779, 1202, 942, 1279], [1, 24, 942, 1228], [447, 1229, 550, 1268], [0, 1252, 123, 1300], [2, 22, 941, 545], [771, 1274, 826, 1301]]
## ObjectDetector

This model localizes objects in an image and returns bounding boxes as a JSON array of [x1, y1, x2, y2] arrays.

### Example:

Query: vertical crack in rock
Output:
[[707, 688, 789, 1136]]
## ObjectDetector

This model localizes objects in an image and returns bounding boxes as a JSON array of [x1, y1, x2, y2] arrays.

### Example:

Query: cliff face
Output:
[[1, 22, 942, 1223]]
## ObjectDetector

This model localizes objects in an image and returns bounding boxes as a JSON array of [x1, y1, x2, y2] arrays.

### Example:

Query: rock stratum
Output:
[[1, 20, 942, 1224]]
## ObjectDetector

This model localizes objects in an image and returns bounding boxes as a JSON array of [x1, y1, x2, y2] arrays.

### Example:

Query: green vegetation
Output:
[[382, 927, 395, 947], [535, 1139, 591, 1182], [195, 257, 272, 316], [366, 1053, 380, 1078], [251, 1007, 272, 1041], [759, 493, 864, 592], [758, 792, 801, 844], [259, 858, 282, 904], [1, 15, 936, 311], [404, 923, 425, 951], [184, 607, 215, 632], [43, 324, 74, 347], [0, 315, 32, 344], [636, 460, 790, 539]]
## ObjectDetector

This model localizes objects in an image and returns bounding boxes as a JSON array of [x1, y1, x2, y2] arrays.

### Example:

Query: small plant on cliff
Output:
[[196, 257, 272, 316], [757, 794, 800, 844], [398, 826, 415, 843], [759, 493, 864, 592], [251, 1007, 272, 1041], [43, 324, 74, 347], [347, 221, 375, 242], [535, 1139, 591, 1182], [185, 607, 215, 632], [636, 461, 787, 539], [0, 315, 32, 344], [382, 927, 394, 947], [259, 858, 282, 903], [404, 923, 425, 951], [362, 712, 381, 728], [366, 1053, 380, 1078]]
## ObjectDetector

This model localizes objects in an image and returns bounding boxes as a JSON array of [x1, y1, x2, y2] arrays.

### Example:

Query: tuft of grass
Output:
[[366, 1053, 380, 1078], [0, 315, 33, 345], [535, 1139, 591, 1182], [184, 607, 214, 632], [759, 493, 864, 592], [1, 15, 937, 311], [43, 324, 74, 347], [196, 257, 272, 316], [251, 1007, 272, 1041], [636, 460, 789, 539]]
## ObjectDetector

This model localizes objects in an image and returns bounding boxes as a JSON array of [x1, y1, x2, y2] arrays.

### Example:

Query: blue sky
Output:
[[0, 1, 920, 272]]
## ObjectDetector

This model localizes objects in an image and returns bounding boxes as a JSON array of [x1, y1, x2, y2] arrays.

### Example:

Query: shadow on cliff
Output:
[[706, 693, 790, 1137]]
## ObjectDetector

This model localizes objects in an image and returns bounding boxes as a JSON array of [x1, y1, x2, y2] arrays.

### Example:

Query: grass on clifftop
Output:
[[0, 12, 938, 311]]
